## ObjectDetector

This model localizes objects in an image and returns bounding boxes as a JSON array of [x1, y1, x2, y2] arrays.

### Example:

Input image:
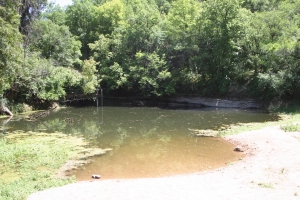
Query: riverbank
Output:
[[27, 117, 300, 199], [0, 131, 110, 200]]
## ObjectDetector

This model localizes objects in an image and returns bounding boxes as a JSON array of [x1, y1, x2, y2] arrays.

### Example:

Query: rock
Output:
[[173, 97, 263, 109], [234, 146, 244, 152], [91, 174, 101, 179]]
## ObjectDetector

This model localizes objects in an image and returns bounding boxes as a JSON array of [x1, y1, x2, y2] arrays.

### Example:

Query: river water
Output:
[[1, 103, 279, 180]]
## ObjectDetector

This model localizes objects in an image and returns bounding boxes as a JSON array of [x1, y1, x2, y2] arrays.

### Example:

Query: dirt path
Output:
[[27, 126, 300, 200]]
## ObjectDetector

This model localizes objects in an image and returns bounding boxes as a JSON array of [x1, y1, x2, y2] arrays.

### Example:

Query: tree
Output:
[[89, 0, 174, 96], [89, 34, 128, 91], [196, 0, 250, 96], [242, 0, 282, 12], [65, 0, 96, 59], [18, 0, 48, 35], [42, 3, 66, 26], [246, 0, 300, 99], [37, 66, 83, 100], [81, 58, 99, 94], [93, 0, 125, 36], [0, 0, 23, 96], [164, 0, 201, 92], [2, 0, 300, 102], [28, 19, 82, 67], [18, 0, 48, 61], [155, 0, 172, 14], [128, 52, 174, 96]]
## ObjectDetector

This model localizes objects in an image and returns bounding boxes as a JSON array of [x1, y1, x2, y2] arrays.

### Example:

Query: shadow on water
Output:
[[0, 100, 280, 180]]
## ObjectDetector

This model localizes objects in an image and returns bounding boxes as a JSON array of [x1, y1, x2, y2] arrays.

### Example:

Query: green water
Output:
[[1, 105, 279, 179]]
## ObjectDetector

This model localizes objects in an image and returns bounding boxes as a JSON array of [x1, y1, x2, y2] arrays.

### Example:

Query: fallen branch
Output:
[[28, 106, 57, 120], [1, 106, 13, 116]]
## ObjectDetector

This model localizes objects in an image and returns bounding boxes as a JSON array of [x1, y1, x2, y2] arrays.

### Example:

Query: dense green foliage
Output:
[[1, 0, 300, 104], [0, 0, 23, 95]]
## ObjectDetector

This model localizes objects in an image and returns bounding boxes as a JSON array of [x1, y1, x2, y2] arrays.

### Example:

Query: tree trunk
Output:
[[2, 106, 13, 116]]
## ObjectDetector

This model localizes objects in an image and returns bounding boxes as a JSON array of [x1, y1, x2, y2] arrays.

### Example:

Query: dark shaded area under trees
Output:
[[1, 0, 300, 111]]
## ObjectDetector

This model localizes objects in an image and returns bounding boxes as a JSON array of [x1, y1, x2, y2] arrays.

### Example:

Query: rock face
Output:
[[173, 97, 264, 109]]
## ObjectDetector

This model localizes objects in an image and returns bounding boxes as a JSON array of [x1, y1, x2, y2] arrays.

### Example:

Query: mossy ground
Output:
[[0, 131, 107, 200]]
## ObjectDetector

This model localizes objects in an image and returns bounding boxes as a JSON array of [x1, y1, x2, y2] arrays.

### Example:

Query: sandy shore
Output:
[[27, 126, 300, 200]]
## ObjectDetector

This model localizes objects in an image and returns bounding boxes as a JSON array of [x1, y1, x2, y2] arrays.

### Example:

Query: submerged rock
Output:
[[189, 128, 219, 137]]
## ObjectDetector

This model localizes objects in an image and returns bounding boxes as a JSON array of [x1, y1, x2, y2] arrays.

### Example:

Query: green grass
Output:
[[0, 172, 73, 200], [219, 104, 300, 136], [0, 132, 90, 200], [280, 123, 300, 132], [258, 182, 274, 189]]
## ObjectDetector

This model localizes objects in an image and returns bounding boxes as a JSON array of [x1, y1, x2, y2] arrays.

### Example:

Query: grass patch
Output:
[[258, 182, 274, 189], [281, 123, 300, 132], [0, 132, 107, 200], [219, 111, 300, 136]]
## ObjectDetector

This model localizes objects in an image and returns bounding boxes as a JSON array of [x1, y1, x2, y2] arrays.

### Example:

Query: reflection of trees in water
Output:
[[135, 141, 169, 161], [5, 107, 277, 158], [22, 114, 104, 137], [128, 126, 172, 161], [10, 108, 177, 158], [109, 127, 129, 150], [158, 134, 171, 143], [10, 118, 66, 133], [37, 118, 66, 131]]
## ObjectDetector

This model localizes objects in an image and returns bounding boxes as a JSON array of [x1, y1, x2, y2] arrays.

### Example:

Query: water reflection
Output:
[[0, 106, 279, 179]]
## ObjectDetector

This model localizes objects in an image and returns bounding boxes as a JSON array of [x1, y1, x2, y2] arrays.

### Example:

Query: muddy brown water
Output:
[[1, 104, 279, 180]]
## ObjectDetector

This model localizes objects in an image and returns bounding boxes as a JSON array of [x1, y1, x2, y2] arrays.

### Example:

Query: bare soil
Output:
[[27, 126, 300, 200]]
